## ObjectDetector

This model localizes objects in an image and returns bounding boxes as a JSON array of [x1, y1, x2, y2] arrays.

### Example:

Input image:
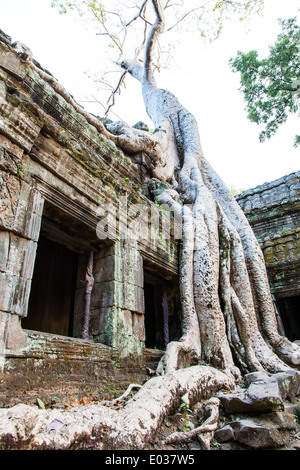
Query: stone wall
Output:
[[237, 172, 300, 341], [237, 171, 300, 298], [0, 29, 179, 401]]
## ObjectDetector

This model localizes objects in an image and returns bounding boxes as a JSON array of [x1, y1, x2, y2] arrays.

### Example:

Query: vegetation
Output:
[[230, 16, 300, 146]]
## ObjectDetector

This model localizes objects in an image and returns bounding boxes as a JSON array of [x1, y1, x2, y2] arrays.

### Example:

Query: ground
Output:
[[1, 373, 299, 451]]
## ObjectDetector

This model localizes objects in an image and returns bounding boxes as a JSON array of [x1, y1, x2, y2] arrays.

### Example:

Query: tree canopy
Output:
[[51, 0, 265, 115], [230, 16, 300, 146]]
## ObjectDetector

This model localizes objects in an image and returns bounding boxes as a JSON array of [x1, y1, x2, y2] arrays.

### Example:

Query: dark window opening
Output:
[[144, 272, 182, 350], [278, 295, 300, 342], [22, 235, 78, 336], [22, 200, 102, 338]]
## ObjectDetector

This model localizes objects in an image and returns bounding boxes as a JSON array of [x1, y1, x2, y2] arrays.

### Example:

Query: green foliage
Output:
[[230, 17, 300, 146], [36, 398, 46, 409], [51, 0, 106, 19], [230, 184, 245, 196]]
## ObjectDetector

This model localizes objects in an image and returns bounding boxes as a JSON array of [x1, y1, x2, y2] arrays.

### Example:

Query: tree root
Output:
[[100, 383, 142, 408], [164, 397, 220, 448], [0, 366, 234, 450]]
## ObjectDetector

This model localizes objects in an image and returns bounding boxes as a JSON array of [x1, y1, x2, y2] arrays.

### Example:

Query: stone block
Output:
[[12, 180, 33, 235], [0, 133, 24, 172], [24, 190, 44, 241], [0, 234, 37, 316], [0, 49, 27, 80], [214, 425, 234, 443], [12, 277, 32, 317], [0, 75, 43, 151], [272, 370, 300, 401], [91, 279, 144, 314], [121, 244, 144, 288], [247, 380, 284, 411], [91, 280, 123, 309], [93, 254, 122, 283], [230, 418, 284, 449], [223, 412, 298, 449], [123, 282, 144, 314], [0, 230, 10, 272], [0, 171, 21, 230], [5, 313, 27, 351], [19, 240, 37, 280], [0, 272, 18, 312], [133, 312, 145, 342], [218, 380, 284, 414], [0, 311, 8, 371], [96, 306, 117, 347]]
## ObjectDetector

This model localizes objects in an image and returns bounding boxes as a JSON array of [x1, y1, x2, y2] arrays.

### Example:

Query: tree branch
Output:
[[125, 0, 150, 27], [144, 0, 165, 85]]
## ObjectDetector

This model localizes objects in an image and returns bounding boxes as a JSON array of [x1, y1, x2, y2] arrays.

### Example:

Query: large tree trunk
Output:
[[108, 0, 300, 378]]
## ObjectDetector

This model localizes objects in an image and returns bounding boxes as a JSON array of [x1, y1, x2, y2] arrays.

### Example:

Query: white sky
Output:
[[0, 0, 299, 190]]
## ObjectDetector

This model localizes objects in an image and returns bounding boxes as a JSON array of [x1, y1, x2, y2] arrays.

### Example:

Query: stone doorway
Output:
[[277, 295, 300, 342], [143, 271, 182, 350], [22, 235, 78, 336], [22, 199, 101, 338]]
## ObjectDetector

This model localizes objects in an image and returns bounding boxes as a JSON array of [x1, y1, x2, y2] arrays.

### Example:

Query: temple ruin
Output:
[[0, 29, 299, 407]]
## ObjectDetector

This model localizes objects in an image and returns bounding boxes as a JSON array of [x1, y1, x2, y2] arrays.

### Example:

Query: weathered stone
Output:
[[217, 389, 253, 414], [132, 312, 145, 342], [244, 370, 300, 402], [218, 382, 284, 414], [229, 418, 285, 449], [219, 371, 300, 417], [23, 190, 44, 241], [214, 424, 234, 443], [5, 313, 27, 350], [221, 411, 298, 449], [94, 254, 122, 284], [237, 171, 300, 298], [0, 48, 27, 80], [246, 380, 284, 411], [272, 370, 300, 401], [243, 371, 270, 386], [0, 230, 10, 272]]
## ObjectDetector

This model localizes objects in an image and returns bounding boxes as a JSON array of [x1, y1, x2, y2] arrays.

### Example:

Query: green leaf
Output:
[[37, 398, 46, 409]]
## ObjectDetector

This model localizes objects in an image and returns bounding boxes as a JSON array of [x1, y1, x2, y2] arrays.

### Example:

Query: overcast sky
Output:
[[1, 0, 299, 190]]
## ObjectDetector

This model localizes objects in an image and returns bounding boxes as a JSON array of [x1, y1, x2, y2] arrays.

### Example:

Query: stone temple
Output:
[[0, 30, 299, 407]]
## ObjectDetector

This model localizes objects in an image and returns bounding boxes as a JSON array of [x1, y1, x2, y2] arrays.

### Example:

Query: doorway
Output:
[[277, 295, 300, 342], [144, 278, 164, 349], [22, 235, 78, 336], [143, 271, 182, 350]]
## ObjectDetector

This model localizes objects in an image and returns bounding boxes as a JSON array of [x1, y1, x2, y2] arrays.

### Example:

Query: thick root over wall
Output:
[[0, 366, 234, 450]]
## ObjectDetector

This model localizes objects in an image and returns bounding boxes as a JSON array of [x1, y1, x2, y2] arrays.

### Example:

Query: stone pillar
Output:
[[0, 63, 43, 368], [90, 239, 145, 358], [0, 137, 44, 361]]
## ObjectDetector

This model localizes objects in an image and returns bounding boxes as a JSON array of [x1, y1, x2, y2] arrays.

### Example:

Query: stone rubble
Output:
[[215, 370, 300, 449]]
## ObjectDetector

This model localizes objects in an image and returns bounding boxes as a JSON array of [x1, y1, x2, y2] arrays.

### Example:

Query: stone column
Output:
[[0, 135, 44, 362], [90, 238, 145, 358], [0, 62, 43, 367]]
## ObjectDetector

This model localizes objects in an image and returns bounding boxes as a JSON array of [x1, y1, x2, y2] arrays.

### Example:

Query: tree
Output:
[[23, 0, 299, 448], [51, 0, 265, 115], [230, 16, 300, 146]]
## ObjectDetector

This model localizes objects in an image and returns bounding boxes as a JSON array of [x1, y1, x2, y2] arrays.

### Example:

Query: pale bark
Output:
[[109, 0, 300, 377], [0, 366, 233, 450]]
